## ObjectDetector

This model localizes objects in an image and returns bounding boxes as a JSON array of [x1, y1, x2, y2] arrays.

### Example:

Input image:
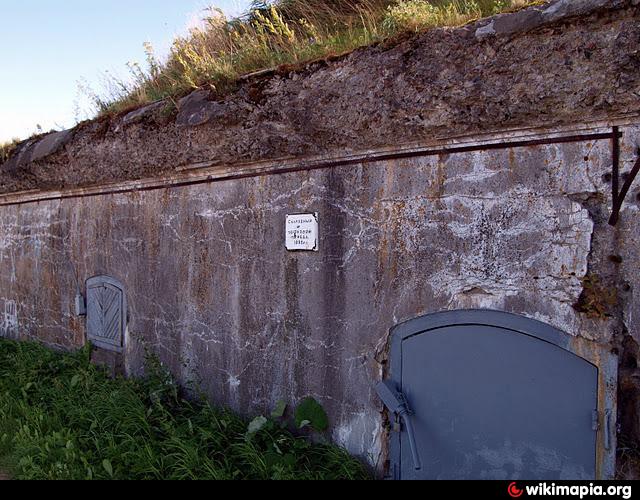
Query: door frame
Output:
[[387, 309, 618, 480]]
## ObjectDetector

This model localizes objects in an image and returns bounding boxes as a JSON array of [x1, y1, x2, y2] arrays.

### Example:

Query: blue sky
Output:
[[0, 1, 253, 142]]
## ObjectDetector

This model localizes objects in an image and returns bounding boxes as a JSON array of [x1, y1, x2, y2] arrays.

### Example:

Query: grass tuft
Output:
[[0, 339, 369, 480], [82, 0, 540, 116], [0, 139, 21, 165]]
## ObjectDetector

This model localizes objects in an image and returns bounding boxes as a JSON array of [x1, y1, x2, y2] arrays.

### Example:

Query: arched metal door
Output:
[[379, 310, 615, 480]]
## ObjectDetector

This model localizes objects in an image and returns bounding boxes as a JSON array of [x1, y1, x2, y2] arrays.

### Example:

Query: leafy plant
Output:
[[573, 275, 618, 320], [247, 416, 269, 435], [0, 339, 369, 480], [294, 397, 329, 432], [271, 400, 288, 419]]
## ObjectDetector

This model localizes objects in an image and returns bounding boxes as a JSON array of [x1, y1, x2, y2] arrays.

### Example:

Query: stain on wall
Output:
[[1, 124, 636, 471]]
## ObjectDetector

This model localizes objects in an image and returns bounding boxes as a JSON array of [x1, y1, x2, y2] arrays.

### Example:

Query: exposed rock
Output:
[[30, 129, 73, 163], [1, 129, 73, 174], [121, 101, 167, 127], [176, 90, 248, 127], [541, 0, 623, 23], [0, 139, 37, 173], [176, 90, 213, 127], [475, 20, 496, 39], [0, 0, 637, 195], [493, 8, 544, 35]]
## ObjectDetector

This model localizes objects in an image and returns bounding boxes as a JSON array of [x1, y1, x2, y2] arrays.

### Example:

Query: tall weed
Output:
[[0, 339, 369, 480], [82, 0, 538, 116]]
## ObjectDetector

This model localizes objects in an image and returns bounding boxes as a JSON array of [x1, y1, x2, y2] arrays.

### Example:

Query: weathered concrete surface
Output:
[[476, 0, 639, 39], [0, 128, 627, 468], [615, 125, 640, 473], [0, 130, 74, 174], [619, 127, 640, 347], [0, 0, 638, 194]]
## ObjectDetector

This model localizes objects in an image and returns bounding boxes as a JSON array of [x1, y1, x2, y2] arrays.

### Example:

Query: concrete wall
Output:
[[1, 121, 638, 473]]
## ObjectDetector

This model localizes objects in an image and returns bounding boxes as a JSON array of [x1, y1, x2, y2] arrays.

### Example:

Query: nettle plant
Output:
[[248, 396, 330, 437]]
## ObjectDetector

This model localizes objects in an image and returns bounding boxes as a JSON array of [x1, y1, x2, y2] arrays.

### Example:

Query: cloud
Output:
[[184, 1, 250, 33]]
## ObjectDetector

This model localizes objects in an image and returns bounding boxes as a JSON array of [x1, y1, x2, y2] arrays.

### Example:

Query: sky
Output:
[[0, 0, 253, 143]]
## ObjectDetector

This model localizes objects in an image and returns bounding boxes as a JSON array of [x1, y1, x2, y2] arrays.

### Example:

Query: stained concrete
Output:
[[0, 124, 635, 470]]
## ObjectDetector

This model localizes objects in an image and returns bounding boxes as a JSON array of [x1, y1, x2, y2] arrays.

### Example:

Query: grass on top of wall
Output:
[[85, 0, 540, 116], [0, 339, 369, 480], [0, 139, 20, 165]]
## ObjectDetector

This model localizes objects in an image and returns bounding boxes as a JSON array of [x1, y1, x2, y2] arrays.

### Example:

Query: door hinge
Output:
[[604, 409, 612, 451], [593, 409, 613, 451]]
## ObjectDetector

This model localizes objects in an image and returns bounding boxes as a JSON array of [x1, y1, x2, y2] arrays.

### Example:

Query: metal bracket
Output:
[[392, 414, 402, 433], [609, 127, 640, 226], [376, 381, 422, 471], [74, 292, 86, 317]]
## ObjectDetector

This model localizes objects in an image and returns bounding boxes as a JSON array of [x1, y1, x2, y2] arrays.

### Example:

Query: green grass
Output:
[[0, 338, 369, 480], [85, 0, 540, 116]]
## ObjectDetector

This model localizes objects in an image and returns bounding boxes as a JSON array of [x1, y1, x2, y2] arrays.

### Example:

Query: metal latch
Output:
[[593, 409, 613, 451], [376, 380, 422, 471]]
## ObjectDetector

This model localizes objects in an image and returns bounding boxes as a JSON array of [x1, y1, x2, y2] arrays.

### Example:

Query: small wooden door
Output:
[[86, 276, 126, 352]]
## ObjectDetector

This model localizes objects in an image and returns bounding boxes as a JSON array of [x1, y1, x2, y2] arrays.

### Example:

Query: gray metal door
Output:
[[86, 276, 126, 352], [386, 311, 599, 480]]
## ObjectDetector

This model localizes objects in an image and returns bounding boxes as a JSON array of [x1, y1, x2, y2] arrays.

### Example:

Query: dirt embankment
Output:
[[0, 0, 638, 195]]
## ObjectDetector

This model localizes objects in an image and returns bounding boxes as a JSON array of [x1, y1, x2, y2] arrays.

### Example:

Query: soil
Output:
[[0, 1, 637, 195]]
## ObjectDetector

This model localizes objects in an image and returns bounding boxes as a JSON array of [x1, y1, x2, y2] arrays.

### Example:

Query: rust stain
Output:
[[569, 335, 617, 479]]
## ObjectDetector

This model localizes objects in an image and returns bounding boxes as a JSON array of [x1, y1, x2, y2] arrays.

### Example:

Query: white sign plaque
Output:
[[286, 213, 319, 252]]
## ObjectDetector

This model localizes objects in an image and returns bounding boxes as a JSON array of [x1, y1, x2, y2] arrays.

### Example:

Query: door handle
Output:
[[376, 381, 422, 471]]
